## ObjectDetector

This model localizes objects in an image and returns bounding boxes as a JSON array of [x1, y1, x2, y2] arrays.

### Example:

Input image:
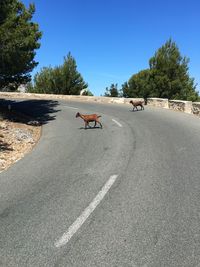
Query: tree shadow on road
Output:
[[0, 99, 60, 125]]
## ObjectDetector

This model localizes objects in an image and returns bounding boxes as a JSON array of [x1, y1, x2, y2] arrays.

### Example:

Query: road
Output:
[[0, 99, 200, 267]]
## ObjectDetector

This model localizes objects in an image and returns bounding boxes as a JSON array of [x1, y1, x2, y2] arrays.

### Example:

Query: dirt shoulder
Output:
[[0, 107, 41, 172]]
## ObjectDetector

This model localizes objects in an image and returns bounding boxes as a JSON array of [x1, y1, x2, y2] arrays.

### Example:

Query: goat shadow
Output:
[[79, 126, 103, 130], [130, 109, 144, 112]]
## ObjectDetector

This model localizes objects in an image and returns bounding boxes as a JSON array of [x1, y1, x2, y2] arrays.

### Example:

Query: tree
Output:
[[120, 82, 129, 97], [60, 53, 88, 95], [32, 67, 56, 94], [82, 89, 93, 96], [104, 83, 119, 97], [122, 39, 199, 101], [0, 0, 42, 91], [121, 69, 152, 99], [148, 38, 198, 101], [29, 53, 88, 95]]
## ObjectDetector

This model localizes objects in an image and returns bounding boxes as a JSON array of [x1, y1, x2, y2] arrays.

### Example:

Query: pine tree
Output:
[[125, 69, 151, 99], [61, 53, 88, 95], [123, 39, 199, 101], [149, 39, 198, 100], [120, 82, 129, 97], [104, 83, 119, 97], [0, 0, 42, 91], [29, 53, 88, 95]]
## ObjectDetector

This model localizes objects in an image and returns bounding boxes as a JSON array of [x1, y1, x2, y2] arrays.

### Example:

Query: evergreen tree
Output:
[[104, 87, 110, 97], [120, 82, 129, 97], [29, 53, 88, 95], [124, 69, 151, 99], [0, 0, 42, 91], [149, 39, 198, 101], [104, 83, 119, 97], [33, 67, 55, 94], [122, 39, 199, 101], [82, 89, 93, 96], [61, 53, 88, 95]]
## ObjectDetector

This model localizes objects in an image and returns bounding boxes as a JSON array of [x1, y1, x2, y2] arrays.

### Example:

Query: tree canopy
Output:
[[121, 69, 151, 99], [148, 39, 198, 100], [104, 83, 119, 97], [28, 53, 88, 95], [0, 0, 42, 91], [121, 39, 199, 101], [82, 89, 94, 96]]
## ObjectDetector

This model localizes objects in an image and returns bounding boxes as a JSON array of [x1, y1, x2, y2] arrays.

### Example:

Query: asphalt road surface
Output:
[[0, 99, 200, 267]]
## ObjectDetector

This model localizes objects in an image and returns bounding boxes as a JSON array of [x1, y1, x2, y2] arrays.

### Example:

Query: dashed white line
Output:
[[55, 174, 118, 248], [63, 105, 78, 110], [112, 119, 122, 127]]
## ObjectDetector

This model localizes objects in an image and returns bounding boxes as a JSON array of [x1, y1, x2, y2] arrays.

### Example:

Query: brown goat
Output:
[[129, 100, 144, 111], [76, 112, 102, 129]]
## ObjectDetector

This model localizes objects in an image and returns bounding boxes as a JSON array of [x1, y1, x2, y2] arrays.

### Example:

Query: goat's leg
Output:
[[96, 119, 102, 128], [84, 121, 88, 129], [94, 121, 97, 128]]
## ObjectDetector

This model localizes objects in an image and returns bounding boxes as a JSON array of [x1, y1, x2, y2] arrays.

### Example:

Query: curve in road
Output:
[[0, 99, 200, 267]]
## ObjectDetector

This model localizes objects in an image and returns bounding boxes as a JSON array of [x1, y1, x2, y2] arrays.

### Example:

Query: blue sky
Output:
[[24, 0, 200, 96]]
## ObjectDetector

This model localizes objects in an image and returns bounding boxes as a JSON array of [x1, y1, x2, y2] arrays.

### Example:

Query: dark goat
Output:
[[76, 112, 102, 129], [130, 100, 144, 111]]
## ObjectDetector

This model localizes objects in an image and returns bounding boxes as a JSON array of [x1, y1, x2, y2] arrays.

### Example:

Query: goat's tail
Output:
[[97, 115, 102, 118]]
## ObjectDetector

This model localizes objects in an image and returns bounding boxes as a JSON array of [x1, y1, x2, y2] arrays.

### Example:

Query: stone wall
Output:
[[0, 92, 144, 105], [147, 97, 200, 116], [0, 92, 200, 117], [192, 102, 200, 116], [169, 100, 192, 114], [147, 98, 169, 108]]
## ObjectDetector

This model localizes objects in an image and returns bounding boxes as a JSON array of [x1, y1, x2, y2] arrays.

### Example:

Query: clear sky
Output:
[[24, 0, 200, 96]]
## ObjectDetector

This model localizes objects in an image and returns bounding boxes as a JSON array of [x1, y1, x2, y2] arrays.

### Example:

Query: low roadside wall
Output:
[[0, 92, 97, 102], [147, 98, 169, 109], [147, 97, 200, 116], [0, 92, 200, 117], [0, 92, 144, 105], [192, 102, 200, 116], [168, 100, 192, 114]]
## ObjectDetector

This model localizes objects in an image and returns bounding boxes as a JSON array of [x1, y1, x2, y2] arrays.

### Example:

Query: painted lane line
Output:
[[112, 119, 122, 127], [55, 174, 118, 248], [63, 106, 78, 110]]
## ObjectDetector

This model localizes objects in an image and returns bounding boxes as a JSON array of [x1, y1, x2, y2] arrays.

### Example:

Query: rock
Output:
[[0, 159, 6, 167], [13, 128, 34, 143], [27, 120, 40, 126], [0, 116, 41, 172], [0, 122, 8, 130]]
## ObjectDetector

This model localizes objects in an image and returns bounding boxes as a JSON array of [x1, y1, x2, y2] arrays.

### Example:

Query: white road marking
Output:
[[112, 119, 122, 127], [63, 105, 78, 110], [55, 174, 118, 248]]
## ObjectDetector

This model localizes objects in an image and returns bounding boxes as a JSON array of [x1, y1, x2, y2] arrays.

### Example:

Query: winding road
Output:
[[0, 99, 200, 266]]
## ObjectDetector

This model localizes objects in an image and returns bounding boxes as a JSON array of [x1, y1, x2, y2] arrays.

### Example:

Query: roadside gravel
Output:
[[0, 108, 41, 172]]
